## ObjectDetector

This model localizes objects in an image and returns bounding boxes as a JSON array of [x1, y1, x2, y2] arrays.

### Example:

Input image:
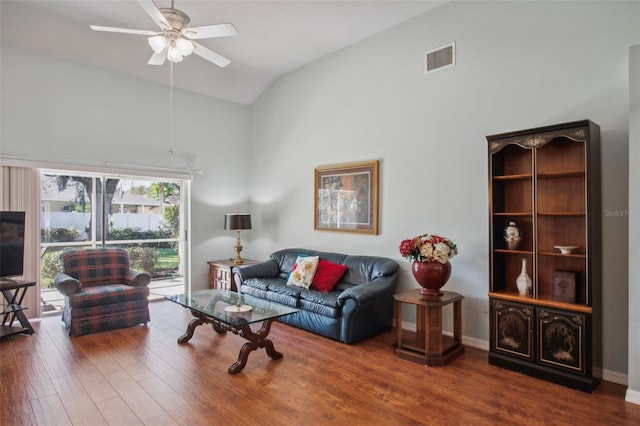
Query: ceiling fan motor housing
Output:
[[160, 8, 190, 30]]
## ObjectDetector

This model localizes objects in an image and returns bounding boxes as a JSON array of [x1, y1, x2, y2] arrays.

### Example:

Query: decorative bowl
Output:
[[553, 245, 579, 255]]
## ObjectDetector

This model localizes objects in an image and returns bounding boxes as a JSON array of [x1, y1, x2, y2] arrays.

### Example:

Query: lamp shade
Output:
[[224, 213, 252, 230]]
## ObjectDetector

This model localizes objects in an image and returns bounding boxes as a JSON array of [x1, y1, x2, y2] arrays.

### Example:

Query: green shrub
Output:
[[41, 227, 80, 243], [41, 249, 63, 288], [129, 246, 159, 274], [161, 205, 180, 238], [107, 227, 172, 241]]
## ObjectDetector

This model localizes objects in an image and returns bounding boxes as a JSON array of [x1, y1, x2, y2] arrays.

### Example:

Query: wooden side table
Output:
[[1, 280, 36, 340], [207, 259, 258, 291], [393, 289, 464, 366]]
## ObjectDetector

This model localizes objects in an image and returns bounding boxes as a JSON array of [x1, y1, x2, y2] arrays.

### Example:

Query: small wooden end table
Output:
[[208, 259, 259, 291], [393, 289, 464, 366]]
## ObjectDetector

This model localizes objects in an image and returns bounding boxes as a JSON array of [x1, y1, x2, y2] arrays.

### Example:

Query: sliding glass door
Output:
[[40, 171, 187, 311]]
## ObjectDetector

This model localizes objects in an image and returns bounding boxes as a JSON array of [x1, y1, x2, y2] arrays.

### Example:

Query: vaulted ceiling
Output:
[[1, 0, 445, 105]]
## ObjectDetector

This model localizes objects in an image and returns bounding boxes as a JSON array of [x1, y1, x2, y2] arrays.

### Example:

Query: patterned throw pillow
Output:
[[286, 255, 320, 288]]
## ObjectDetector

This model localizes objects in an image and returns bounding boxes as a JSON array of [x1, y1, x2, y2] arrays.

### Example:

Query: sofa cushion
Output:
[[286, 255, 319, 288], [242, 277, 275, 291], [300, 288, 340, 307], [68, 284, 149, 309], [298, 299, 341, 318], [263, 291, 298, 307], [311, 259, 348, 292], [267, 280, 304, 298]]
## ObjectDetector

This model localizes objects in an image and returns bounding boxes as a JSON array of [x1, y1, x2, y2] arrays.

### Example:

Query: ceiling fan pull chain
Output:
[[169, 61, 174, 154]]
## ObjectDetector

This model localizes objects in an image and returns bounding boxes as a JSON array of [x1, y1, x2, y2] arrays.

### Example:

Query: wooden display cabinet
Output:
[[487, 120, 601, 392]]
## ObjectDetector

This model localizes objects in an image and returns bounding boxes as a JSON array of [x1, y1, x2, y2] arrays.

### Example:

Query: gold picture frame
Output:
[[314, 160, 379, 235]]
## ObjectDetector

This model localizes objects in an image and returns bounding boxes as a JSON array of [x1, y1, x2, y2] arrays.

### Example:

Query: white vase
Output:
[[516, 258, 532, 294]]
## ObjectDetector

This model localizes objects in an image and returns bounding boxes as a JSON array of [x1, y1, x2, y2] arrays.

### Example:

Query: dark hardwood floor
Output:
[[2, 300, 639, 425]]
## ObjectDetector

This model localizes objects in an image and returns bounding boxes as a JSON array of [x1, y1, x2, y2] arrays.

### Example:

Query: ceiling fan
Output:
[[90, 0, 237, 67]]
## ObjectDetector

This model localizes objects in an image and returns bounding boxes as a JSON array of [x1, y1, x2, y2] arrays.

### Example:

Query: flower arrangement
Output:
[[399, 233, 458, 264]]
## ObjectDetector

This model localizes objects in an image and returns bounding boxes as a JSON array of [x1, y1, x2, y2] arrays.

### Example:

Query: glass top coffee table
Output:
[[166, 289, 298, 374]]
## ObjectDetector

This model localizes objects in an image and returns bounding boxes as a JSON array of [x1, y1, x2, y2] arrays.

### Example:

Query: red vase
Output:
[[411, 261, 451, 296]]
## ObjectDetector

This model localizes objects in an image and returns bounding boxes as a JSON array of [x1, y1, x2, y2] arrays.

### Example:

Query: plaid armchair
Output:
[[55, 247, 151, 337]]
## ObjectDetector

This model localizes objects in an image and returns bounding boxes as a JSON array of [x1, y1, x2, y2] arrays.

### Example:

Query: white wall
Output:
[[248, 1, 640, 380], [627, 44, 640, 403], [0, 47, 251, 288]]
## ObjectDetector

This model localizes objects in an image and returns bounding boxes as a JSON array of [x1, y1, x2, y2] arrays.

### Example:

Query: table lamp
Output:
[[224, 211, 252, 265]]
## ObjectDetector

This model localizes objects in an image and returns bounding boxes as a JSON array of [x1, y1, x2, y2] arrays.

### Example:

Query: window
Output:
[[40, 171, 188, 312]]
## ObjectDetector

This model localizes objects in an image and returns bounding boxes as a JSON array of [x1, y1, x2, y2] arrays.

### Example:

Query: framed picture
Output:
[[314, 160, 379, 234]]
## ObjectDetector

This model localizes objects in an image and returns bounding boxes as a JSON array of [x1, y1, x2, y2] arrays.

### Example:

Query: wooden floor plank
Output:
[[94, 396, 144, 426], [103, 369, 177, 425], [1, 300, 640, 426], [53, 374, 108, 426], [28, 394, 72, 426]]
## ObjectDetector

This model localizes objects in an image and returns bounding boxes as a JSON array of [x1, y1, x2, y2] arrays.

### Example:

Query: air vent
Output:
[[424, 42, 455, 74]]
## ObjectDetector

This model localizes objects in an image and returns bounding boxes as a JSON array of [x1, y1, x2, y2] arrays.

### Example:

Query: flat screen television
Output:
[[0, 211, 25, 280]]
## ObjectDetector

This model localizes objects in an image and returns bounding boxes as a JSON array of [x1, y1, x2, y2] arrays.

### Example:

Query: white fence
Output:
[[41, 212, 162, 231]]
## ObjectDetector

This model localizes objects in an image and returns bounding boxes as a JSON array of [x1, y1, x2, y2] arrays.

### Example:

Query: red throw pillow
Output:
[[311, 259, 348, 292]]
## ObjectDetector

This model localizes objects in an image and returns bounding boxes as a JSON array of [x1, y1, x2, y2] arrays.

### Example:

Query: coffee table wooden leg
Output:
[[229, 341, 259, 374], [228, 319, 282, 374], [263, 338, 283, 360], [178, 317, 205, 344]]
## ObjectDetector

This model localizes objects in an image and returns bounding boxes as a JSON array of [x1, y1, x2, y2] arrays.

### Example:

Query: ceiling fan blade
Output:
[[183, 23, 238, 40], [137, 0, 171, 30], [192, 42, 231, 68], [90, 25, 157, 36], [148, 50, 167, 66]]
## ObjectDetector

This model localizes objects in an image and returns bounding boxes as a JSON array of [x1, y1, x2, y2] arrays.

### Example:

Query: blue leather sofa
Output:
[[233, 248, 399, 344]]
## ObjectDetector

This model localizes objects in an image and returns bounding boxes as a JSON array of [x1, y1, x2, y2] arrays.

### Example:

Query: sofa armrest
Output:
[[233, 260, 280, 286], [337, 275, 397, 305], [54, 273, 81, 296], [123, 269, 151, 287]]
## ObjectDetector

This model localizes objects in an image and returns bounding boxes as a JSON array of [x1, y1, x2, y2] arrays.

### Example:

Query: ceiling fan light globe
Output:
[[175, 37, 194, 56], [167, 47, 184, 63], [148, 35, 168, 53]]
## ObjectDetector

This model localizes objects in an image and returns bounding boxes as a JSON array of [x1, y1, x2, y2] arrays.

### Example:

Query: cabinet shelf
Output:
[[539, 251, 585, 258], [537, 170, 585, 178], [489, 291, 592, 313], [493, 212, 533, 216], [494, 249, 533, 255], [537, 211, 585, 216], [493, 173, 533, 181]]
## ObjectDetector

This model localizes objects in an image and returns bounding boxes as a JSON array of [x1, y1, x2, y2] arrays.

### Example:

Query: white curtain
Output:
[[0, 166, 41, 318]]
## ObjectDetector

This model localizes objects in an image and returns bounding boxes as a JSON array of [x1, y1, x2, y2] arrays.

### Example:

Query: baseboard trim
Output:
[[398, 320, 489, 352], [398, 321, 628, 386], [626, 388, 640, 405], [598, 368, 627, 386]]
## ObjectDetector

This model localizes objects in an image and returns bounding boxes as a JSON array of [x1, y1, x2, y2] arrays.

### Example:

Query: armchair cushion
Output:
[[68, 284, 151, 309]]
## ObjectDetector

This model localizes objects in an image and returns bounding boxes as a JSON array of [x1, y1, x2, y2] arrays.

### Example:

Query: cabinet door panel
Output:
[[491, 300, 533, 361], [538, 309, 586, 375]]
